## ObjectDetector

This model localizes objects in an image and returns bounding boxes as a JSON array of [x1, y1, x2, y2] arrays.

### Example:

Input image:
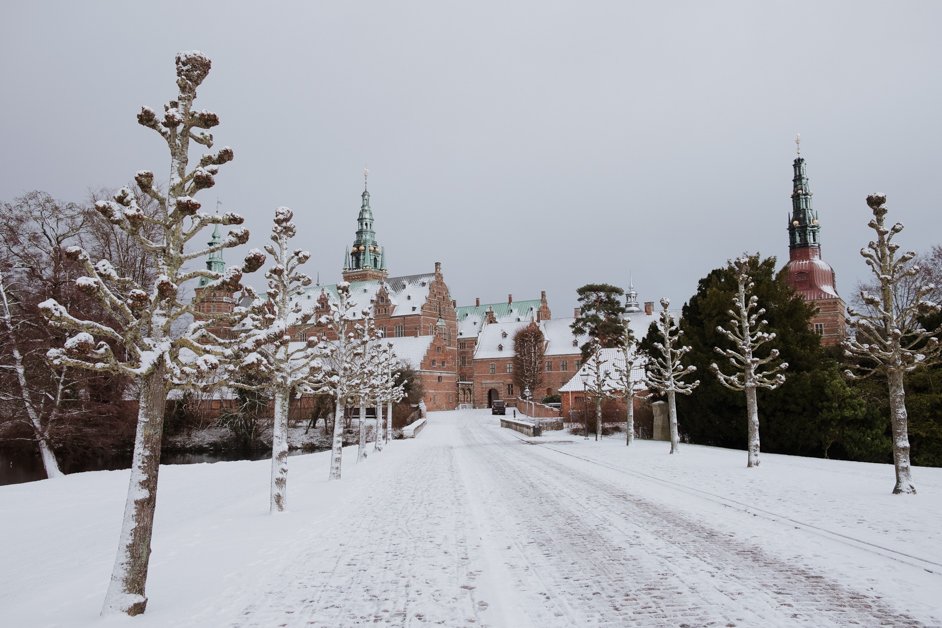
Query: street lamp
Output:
[[523, 386, 532, 427], [580, 372, 590, 440]]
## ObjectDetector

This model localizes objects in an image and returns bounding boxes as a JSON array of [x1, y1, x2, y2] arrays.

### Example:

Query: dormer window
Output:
[[498, 343, 503, 351], [572, 339, 578, 347], [501, 331, 508, 338]]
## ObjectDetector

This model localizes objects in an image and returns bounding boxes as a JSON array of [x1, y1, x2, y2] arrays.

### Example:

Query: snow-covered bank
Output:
[[1, 409, 940, 627]]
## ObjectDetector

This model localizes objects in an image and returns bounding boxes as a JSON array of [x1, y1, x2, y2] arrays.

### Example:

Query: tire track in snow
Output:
[[466, 420, 925, 626]]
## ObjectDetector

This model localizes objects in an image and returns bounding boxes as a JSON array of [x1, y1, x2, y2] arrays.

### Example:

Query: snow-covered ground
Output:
[[1, 409, 940, 627]]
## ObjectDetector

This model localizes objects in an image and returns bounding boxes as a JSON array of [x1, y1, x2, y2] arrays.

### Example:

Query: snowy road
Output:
[[217, 410, 932, 627]]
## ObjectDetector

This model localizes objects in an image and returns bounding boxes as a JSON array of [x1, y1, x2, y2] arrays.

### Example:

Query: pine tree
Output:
[[844, 195, 942, 494], [571, 283, 627, 359], [710, 257, 788, 468], [228, 207, 318, 512], [39, 52, 264, 615], [643, 298, 699, 454]]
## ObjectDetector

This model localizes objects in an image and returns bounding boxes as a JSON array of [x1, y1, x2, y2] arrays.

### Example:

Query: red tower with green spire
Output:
[[783, 137, 846, 345]]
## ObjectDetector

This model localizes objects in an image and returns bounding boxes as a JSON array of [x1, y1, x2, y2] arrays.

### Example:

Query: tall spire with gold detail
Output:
[[342, 169, 388, 282]]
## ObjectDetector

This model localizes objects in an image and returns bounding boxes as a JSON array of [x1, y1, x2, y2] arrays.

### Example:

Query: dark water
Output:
[[0, 446, 280, 486]]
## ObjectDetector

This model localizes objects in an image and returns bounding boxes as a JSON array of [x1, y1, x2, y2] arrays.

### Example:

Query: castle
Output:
[[195, 147, 846, 414]]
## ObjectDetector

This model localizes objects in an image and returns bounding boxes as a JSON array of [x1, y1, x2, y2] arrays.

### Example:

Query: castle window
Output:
[[560, 360, 568, 372], [395, 324, 404, 337], [814, 322, 824, 335], [506, 363, 513, 373], [460, 356, 467, 367], [507, 384, 514, 396], [546, 360, 553, 372], [489, 362, 496, 374], [438, 376, 443, 383], [436, 345, 442, 353]]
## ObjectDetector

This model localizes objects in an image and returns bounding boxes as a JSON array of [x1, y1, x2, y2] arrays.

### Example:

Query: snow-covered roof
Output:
[[383, 336, 433, 369], [472, 317, 590, 360], [456, 298, 541, 338], [473, 321, 530, 359], [542, 318, 589, 357], [291, 272, 436, 323], [558, 348, 646, 393]]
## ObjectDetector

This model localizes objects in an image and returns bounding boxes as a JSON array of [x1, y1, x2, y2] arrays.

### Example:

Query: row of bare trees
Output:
[[628, 197, 940, 496], [22, 52, 407, 617]]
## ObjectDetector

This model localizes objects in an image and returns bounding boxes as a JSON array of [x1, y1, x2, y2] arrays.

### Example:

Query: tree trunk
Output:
[[374, 399, 384, 452], [101, 361, 168, 616], [386, 399, 392, 444], [668, 390, 680, 454], [625, 393, 634, 447], [1, 278, 63, 479], [270, 386, 289, 512], [745, 385, 760, 468], [357, 399, 368, 462], [594, 397, 602, 442], [887, 368, 916, 494], [37, 437, 61, 479], [329, 398, 345, 480]]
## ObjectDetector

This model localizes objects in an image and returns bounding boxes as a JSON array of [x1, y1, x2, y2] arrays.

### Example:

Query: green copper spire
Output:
[[345, 169, 384, 273], [199, 223, 225, 287], [788, 135, 820, 249]]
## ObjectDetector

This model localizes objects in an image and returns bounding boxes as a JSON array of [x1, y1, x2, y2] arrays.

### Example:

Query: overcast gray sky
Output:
[[2, 1, 940, 315]]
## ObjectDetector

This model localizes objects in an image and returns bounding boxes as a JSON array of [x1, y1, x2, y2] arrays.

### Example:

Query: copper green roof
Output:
[[456, 299, 542, 321]]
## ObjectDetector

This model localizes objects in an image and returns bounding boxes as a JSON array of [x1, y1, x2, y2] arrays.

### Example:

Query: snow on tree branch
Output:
[[843, 194, 942, 494]]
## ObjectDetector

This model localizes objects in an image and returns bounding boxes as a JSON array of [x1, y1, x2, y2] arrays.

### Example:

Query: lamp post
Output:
[[580, 372, 589, 440]]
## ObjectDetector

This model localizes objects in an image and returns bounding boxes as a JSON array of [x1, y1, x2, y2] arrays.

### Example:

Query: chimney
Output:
[[541, 290, 546, 301], [434, 261, 441, 275], [644, 301, 654, 315], [475, 297, 480, 307], [574, 307, 581, 318], [508, 293, 513, 305]]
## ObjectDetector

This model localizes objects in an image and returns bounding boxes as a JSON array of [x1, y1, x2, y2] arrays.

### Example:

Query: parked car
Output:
[[491, 400, 506, 415]]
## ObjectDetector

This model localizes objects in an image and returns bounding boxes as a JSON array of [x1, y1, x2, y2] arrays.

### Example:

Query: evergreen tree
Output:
[[675, 255, 879, 460], [571, 283, 627, 359]]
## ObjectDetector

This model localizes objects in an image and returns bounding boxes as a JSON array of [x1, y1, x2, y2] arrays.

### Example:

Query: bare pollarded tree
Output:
[[229, 207, 318, 512], [354, 311, 380, 463], [644, 298, 699, 454], [612, 325, 641, 447], [710, 256, 788, 468], [582, 340, 613, 441], [39, 52, 264, 616], [315, 282, 365, 480], [844, 195, 942, 495]]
